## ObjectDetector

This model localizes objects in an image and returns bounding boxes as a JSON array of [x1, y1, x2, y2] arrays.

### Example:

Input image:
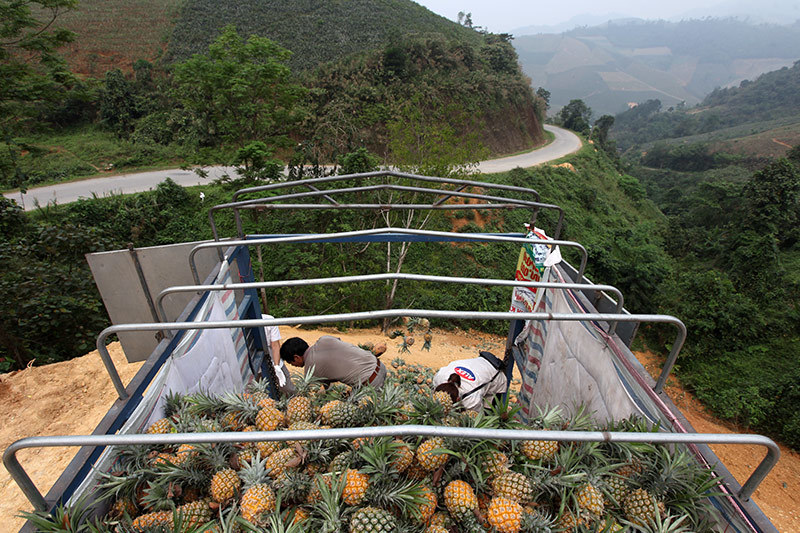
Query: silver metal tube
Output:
[[188, 228, 587, 284], [231, 170, 542, 202], [156, 274, 623, 322], [96, 310, 682, 401], [209, 170, 567, 241], [5, 427, 778, 512]]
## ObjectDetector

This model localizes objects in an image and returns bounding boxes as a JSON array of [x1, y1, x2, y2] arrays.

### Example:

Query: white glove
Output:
[[274, 364, 286, 387]]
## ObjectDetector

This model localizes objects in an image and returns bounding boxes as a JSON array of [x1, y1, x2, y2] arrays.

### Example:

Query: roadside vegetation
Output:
[[603, 62, 800, 449]]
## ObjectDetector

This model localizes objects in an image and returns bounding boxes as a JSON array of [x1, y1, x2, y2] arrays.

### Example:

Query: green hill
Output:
[[47, 0, 480, 75], [610, 60, 800, 155], [166, 0, 481, 72], [514, 18, 800, 116], [14, 0, 544, 187]]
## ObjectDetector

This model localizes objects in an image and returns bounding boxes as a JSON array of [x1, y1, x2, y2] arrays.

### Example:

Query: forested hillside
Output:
[[167, 0, 481, 72], [611, 61, 800, 153], [598, 57, 800, 450], [514, 18, 800, 115], [7, 0, 544, 192]]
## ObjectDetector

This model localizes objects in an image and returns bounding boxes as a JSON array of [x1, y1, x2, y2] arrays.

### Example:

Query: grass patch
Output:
[[6, 125, 188, 191]]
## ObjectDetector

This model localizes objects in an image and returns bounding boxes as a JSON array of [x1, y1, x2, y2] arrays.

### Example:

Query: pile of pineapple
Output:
[[38, 359, 721, 533]]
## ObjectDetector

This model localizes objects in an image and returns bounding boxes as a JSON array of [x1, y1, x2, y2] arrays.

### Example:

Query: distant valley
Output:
[[513, 18, 800, 116]]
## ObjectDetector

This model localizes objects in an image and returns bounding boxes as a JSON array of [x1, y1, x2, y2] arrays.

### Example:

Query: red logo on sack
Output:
[[454, 366, 476, 381]]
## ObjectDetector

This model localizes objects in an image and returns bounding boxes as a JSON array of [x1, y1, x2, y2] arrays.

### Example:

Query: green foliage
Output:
[[555, 99, 592, 135], [99, 69, 139, 137], [304, 33, 541, 161], [337, 148, 380, 175], [642, 142, 740, 172], [172, 25, 305, 151], [387, 95, 485, 178], [741, 159, 800, 247], [612, 61, 800, 153], [0, 221, 111, 369], [233, 141, 283, 182], [630, 149, 800, 449], [1, 0, 78, 191], [165, 0, 482, 73]]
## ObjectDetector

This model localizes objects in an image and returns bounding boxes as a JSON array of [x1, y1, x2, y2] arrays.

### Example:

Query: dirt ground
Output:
[[1, 327, 797, 532]]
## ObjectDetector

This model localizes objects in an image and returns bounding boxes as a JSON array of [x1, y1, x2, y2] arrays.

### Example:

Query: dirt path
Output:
[[1, 329, 796, 531]]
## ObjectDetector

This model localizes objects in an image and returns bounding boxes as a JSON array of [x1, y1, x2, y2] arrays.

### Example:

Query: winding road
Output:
[[4, 125, 580, 211]]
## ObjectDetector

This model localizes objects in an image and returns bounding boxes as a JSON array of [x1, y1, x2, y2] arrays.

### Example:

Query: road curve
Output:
[[5, 125, 580, 211]]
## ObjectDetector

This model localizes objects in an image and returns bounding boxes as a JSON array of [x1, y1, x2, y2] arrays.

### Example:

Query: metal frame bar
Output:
[[206, 170, 566, 240], [5, 427, 779, 513], [94, 310, 684, 402], [188, 229, 587, 284], [156, 275, 624, 333]]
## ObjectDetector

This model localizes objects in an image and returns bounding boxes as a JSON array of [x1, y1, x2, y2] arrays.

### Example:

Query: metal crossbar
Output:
[[213, 187, 562, 240], [155, 274, 624, 329], [94, 311, 684, 402], [5, 427, 779, 513], [206, 171, 565, 240], [187, 228, 587, 284]]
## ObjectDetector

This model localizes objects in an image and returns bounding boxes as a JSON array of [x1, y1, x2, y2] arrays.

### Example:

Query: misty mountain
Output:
[[675, 0, 800, 25], [514, 18, 800, 116], [510, 13, 632, 36]]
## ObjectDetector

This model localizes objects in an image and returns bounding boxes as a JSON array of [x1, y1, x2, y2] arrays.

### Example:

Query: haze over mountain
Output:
[[513, 18, 800, 116]]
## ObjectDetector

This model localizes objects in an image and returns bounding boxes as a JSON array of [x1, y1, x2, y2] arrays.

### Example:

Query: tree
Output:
[[535, 87, 550, 109], [379, 96, 487, 329], [742, 159, 800, 247], [172, 25, 305, 154], [1, 0, 77, 191], [99, 69, 138, 137], [556, 99, 592, 135]]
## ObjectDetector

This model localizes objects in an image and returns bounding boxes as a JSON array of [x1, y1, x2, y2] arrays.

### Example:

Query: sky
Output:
[[414, 1, 795, 33]]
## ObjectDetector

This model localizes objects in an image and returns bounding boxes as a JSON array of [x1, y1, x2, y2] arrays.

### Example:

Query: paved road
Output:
[[5, 125, 580, 211]]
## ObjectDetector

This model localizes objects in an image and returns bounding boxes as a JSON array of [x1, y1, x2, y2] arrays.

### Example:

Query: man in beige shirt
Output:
[[280, 335, 387, 388]]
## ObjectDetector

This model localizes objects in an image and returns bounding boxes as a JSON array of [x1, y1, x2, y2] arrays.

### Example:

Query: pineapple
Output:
[[319, 399, 342, 425], [605, 471, 631, 506], [432, 390, 453, 413], [286, 420, 322, 447], [240, 484, 276, 526], [108, 497, 138, 520], [342, 469, 370, 505], [145, 418, 172, 434], [490, 472, 533, 504], [328, 400, 361, 428], [390, 440, 414, 473], [577, 481, 605, 518], [416, 437, 449, 471], [623, 488, 665, 527], [443, 480, 478, 519], [418, 485, 437, 523], [487, 496, 523, 533], [210, 468, 241, 503], [176, 498, 213, 529], [429, 511, 453, 530], [255, 406, 284, 431], [264, 447, 300, 478], [481, 449, 509, 478], [131, 510, 172, 531], [519, 436, 558, 461], [328, 450, 356, 474], [349, 506, 397, 533], [174, 443, 200, 466], [292, 507, 311, 525], [286, 395, 313, 424], [254, 439, 283, 458]]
